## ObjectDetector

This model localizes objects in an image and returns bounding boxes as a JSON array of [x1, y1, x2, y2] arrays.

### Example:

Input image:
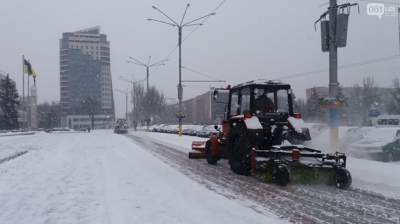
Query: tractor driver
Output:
[[255, 90, 275, 114]]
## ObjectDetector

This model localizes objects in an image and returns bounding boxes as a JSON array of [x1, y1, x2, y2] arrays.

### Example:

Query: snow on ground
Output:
[[133, 131, 205, 154], [135, 130, 400, 199], [0, 132, 40, 159], [305, 125, 400, 199], [0, 130, 286, 224]]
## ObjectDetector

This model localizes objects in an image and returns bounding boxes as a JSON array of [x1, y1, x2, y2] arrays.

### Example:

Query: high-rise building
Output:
[[59, 26, 114, 127]]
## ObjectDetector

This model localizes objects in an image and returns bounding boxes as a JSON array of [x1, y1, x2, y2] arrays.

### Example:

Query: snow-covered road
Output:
[[0, 130, 284, 224], [128, 132, 400, 224]]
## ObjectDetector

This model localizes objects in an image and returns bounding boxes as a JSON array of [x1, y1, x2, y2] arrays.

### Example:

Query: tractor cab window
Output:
[[276, 89, 290, 113], [230, 91, 239, 116], [254, 88, 275, 115], [240, 88, 251, 114]]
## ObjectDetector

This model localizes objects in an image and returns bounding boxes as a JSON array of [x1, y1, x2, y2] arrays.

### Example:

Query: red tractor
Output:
[[189, 80, 351, 189]]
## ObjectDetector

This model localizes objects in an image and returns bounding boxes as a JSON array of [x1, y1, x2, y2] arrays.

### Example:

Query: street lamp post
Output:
[[127, 56, 167, 92], [148, 4, 215, 136]]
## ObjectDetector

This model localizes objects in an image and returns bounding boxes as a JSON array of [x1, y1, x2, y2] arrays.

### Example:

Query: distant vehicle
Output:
[[371, 115, 400, 127], [114, 119, 128, 134], [347, 127, 400, 162]]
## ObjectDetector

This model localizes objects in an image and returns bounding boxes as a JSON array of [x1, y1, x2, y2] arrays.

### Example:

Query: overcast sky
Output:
[[0, 0, 399, 117]]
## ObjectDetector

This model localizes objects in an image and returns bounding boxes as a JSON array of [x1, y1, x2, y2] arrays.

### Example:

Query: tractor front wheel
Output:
[[335, 167, 352, 189]]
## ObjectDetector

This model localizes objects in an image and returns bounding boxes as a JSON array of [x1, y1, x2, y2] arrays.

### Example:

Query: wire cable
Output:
[[275, 54, 400, 80], [181, 65, 219, 80]]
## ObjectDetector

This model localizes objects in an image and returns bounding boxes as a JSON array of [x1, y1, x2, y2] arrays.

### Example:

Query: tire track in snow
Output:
[[0, 151, 28, 165], [127, 134, 400, 224]]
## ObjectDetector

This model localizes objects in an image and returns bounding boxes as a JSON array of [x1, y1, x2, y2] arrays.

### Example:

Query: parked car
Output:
[[382, 138, 400, 162], [182, 128, 197, 136], [153, 124, 167, 132], [196, 125, 219, 138], [347, 127, 400, 162]]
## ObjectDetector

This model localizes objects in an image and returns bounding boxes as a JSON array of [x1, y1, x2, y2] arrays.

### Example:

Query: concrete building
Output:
[[59, 26, 114, 127], [65, 114, 113, 130], [163, 90, 227, 125]]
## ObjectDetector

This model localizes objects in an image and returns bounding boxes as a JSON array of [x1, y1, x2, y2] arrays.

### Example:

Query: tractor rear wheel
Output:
[[205, 140, 219, 165], [335, 167, 352, 189], [229, 134, 251, 176]]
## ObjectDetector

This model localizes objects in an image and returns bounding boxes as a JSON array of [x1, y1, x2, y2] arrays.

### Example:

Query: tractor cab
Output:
[[214, 80, 308, 145], [226, 81, 295, 121]]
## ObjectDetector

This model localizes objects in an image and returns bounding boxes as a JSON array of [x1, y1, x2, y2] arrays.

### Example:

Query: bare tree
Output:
[[131, 83, 166, 125], [386, 78, 400, 114], [37, 102, 61, 128], [361, 77, 379, 125], [304, 87, 325, 122]]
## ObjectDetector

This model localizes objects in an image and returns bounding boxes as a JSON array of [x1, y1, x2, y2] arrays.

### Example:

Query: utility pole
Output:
[[316, 1, 358, 152], [327, 0, 340, 152], [148, 4, 215, 136], [127, 56, 167, 92], [328, 0, 338, 98]]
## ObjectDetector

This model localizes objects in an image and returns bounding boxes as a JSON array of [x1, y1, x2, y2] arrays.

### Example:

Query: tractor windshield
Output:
[[254, 88, 275, 114], [254, 88, 290, 114], [276, 89, 289, 113]]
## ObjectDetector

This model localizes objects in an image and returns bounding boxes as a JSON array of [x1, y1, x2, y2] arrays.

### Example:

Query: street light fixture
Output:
[[127, 56, 167, 92], [148, 3, 216, 136]]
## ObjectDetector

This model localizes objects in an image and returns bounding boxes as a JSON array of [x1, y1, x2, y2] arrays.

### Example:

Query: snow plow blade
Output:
[[188, 151, 207, 159], [192, 141, 206, 153], [251, 146, 352, 189]]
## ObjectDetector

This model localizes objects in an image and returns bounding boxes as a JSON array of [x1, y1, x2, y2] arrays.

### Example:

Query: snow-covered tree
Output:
[[361, 77, 380, 125], [131, 83, 166, 125], [142, 86, 166, 123], [0, 74, 19, 130], [386, 78, 400, 114], [37, 102, 61, 128]]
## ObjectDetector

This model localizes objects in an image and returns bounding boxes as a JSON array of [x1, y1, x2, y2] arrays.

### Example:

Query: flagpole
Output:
[[22, 55, 25, 129], [27, 71, 30, 130]]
